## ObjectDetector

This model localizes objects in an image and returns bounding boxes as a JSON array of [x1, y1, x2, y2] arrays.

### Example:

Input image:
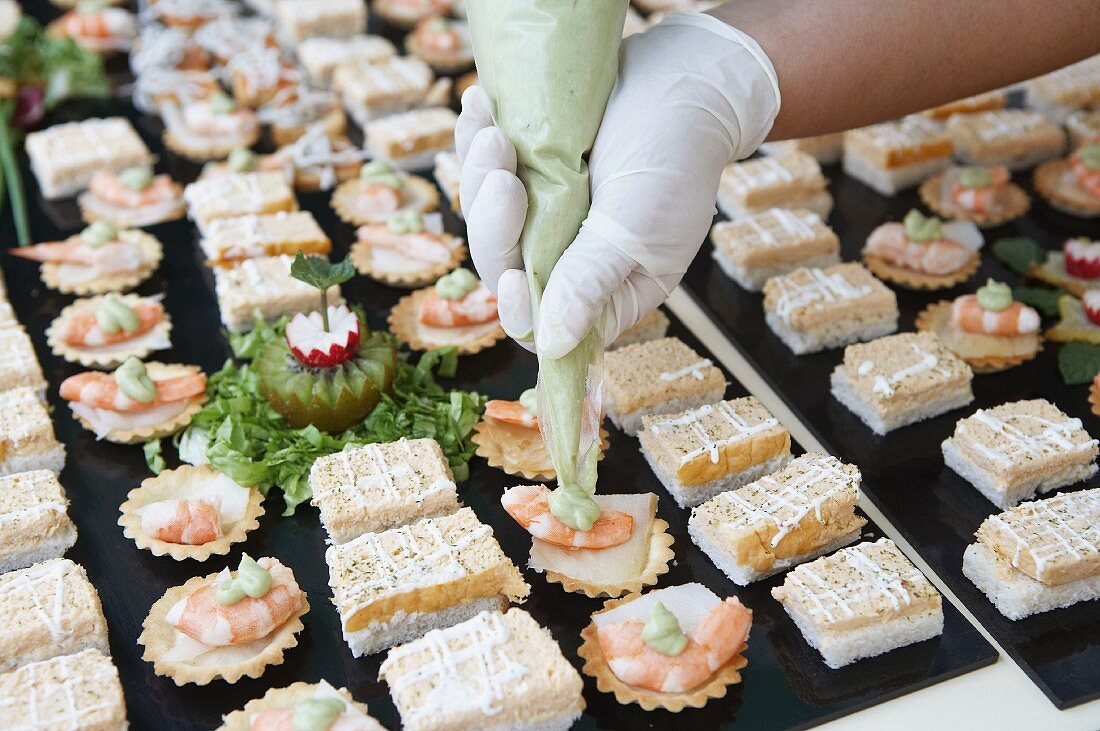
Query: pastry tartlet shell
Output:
[[471, 419, 610, 481], [389, 287, 506, 355], [577, 593, 748, 712], [1034, 159, 1100, 218], [217, 682, 373, 731], [863, 252, 980, 291], [41, 230, 163, 296], [69, 362, 207, 444], [47, 293, 173, 369], [918, 174, 1030, 228], [915, 300, 1041, 373], [330, 175, 440, 226], [118, 464, 264, 561], [139, 569, 308, 686], [542, 517, 674, 599]]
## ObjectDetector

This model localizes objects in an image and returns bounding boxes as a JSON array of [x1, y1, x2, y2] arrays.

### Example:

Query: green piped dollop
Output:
[[95, 295, 140, 335], [434, 268, 478, 300], [80, 220, 118, 247], [217, 554, 272, 605], [642, 601, 688, 656], [114, 357, 156, 403], [903, 209, 943, 243], [959, 167, 993, 188], [976, 279, 1013, 312], [292, 698, 346, 731], [387, 209, 424, 234]]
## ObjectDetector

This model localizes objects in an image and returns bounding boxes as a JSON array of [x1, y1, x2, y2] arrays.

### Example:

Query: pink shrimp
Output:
[[597, 598, 752, 694], [1070, 150, 1100, 198], [11, 239, 144, 274], [183, 103, 260, 138], [501, 484, 632, 550], [140, 498, 222, 545], [864, 222, 972, 276], [53, 8, 133, 41], [355, 184, 403, 217], [168, 557, 302, 646], [358, 225, 452, 264], [88, 171, 181, 209], [484, 400, 537, 428], [59, 370, 206, 412], [950, 295, 1040, 336], [62, 300, 164, 347], [249, 709, 375, 731], [418, 283, 498, 327], [413, 18, 461, 52], [950, 166, 1010, 214]]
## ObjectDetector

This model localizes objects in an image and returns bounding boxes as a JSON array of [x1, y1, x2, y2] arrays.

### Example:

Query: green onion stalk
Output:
[[0, 17, 110, 244], [467, 0, 628, 531]]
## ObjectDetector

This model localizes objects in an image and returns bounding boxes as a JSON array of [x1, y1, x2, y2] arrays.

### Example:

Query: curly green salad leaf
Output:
[[145, 316, 486, 514]]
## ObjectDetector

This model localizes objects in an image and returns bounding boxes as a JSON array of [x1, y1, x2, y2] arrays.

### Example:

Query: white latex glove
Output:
[[457, 12, 781, 358]]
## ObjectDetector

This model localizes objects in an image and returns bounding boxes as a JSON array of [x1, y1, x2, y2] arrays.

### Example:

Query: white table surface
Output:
[[666, 288, 1100, 731]]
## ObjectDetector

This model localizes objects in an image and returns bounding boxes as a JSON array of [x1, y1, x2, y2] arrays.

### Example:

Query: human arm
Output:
[[461, 1, 1100, 359], [711, 0, 1100, 141]]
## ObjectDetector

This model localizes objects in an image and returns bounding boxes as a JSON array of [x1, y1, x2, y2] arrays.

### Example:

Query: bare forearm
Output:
[[709, 0, 1100, 141]]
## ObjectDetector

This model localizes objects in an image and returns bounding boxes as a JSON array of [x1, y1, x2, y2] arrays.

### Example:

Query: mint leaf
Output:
[[1012, 286, 1065, 319], [290, 252, 355, 292], [992, 237, 1047, 275], [1058, 342, 1100, 385]]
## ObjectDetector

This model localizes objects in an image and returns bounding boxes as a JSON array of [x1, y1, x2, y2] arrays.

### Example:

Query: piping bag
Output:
[[467, 0, 628, 531]]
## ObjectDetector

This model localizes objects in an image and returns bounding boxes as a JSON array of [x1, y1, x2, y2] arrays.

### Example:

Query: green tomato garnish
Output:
[[903, 209, 943, 243], [434, 268, 479, 300], [518, 388, 538, 417], [95, 295, 140, 335], [958, 167, 993, 188], [1079, 143, 1100, 171], [975, 279, 1014, 312], [208, 92, 237, 115], [216, 554, 272, 605], [292, 698, 346, 731], [114, 357, 156, 404], [387, 209, 424, 235], [80, 220, 118, 247], [359, 159, 405, 189], [227, 147, 260, 172], [642, 601, 688, 656]]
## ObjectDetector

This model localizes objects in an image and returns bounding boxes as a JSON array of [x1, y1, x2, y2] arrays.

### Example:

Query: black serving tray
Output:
[[5, 3, 994, 728], [681, 149, 1100, 709]]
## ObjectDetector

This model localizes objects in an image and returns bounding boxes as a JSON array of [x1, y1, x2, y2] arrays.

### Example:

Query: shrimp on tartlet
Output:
[[47, 293, 172, 368], [919, 165, 1030, 227], [862, 209, 983, 289], [119, 464, 264, 561], [579, 583, 751, 711], [916, 279, 1042, 372], [78, 167, 186, 228], [473, 388, 611, 481], [59, 358, 207, 443], [389, 268, 506, 354], [10, 221, 163, 295], [140, 554, 308, 685], [1034, 142, 1100, 218]]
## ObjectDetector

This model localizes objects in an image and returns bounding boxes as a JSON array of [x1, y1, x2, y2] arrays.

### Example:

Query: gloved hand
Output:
[[457, 11, 781, 359]]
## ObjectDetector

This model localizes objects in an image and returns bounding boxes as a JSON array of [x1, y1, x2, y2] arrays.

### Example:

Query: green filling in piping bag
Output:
[[467, 0, 629, 532]]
